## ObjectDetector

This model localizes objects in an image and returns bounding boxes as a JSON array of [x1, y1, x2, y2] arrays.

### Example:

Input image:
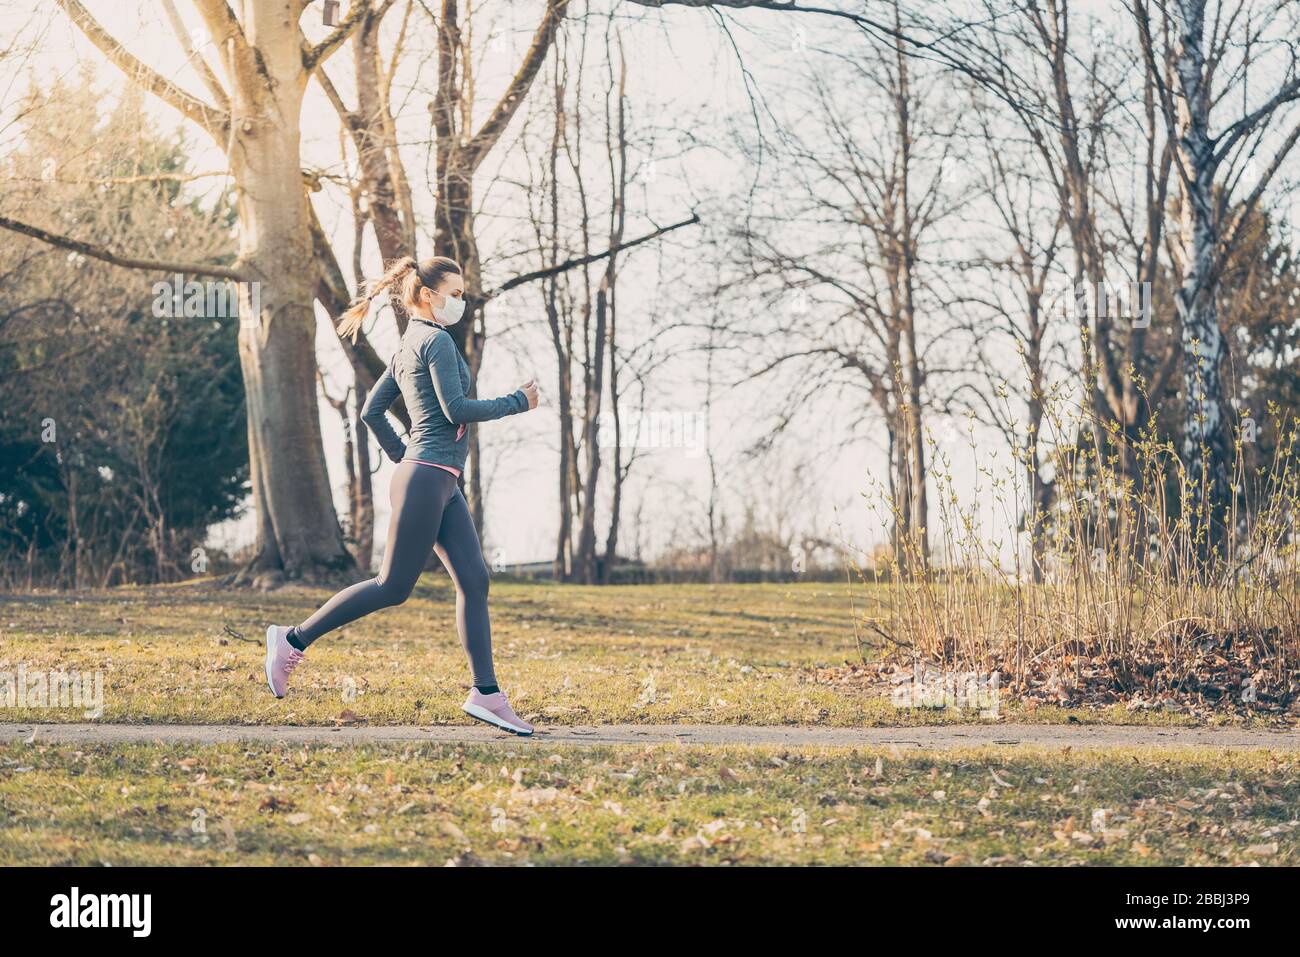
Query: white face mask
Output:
[[433, 293, 466, 326]]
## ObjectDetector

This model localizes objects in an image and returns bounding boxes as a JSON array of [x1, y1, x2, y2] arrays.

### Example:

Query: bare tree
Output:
[[1131, 0, 1300, 535], [0, 0, 389, 585], [953, 84, 1070, 579], [528, 15, 632, 583], [424, 0, 570, 533], [5, 1, 581, 577], [716, 13, 955, 575]]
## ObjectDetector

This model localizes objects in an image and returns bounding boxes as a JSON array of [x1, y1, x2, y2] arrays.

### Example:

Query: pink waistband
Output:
[[409, 459, 461, 478]]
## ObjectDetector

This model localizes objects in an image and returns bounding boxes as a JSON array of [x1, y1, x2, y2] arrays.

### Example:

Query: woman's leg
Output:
[[435, 488, 532, 735], [432, 487, 497, 688], [292, 462, 456, 647]]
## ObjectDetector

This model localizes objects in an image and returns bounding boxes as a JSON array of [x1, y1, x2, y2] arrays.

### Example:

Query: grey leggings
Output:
[[293, 461, 496, 686]]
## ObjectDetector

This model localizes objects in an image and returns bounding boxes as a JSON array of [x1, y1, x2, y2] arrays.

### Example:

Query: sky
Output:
[[2, 0, 1297, 572]]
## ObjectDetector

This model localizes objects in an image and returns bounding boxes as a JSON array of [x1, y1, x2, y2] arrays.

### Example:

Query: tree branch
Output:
[[1214, 75, 1300, 165], [191, 0, 273, 93], [0, 215, 250, 281], [303, 0, 375, 72], [480, 212, 700, 302], [160, 0, 231, 110], [315, 64, 358, 130], [55, 0, 230, 141], [466, 0, 571, 170], [1223, 114, 1300, 252]]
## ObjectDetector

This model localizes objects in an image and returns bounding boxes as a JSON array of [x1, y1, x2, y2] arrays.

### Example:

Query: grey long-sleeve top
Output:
[[361, 317, 527, 472]]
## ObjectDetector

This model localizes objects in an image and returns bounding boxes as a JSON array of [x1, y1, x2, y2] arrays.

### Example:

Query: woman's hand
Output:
[[519, 380, 539, 410]]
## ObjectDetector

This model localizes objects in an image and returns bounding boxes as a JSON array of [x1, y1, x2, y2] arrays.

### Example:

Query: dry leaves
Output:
[[809, 627, 1300, 720]]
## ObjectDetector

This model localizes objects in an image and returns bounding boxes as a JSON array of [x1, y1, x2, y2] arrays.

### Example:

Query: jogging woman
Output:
[[264, 256, 538, 735]]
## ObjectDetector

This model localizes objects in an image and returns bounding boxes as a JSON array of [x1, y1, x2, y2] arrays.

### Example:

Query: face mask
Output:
[[434, 293, 466, 326]]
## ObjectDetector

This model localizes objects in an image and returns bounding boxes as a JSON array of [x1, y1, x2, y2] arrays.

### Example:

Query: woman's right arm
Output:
[[360, 369, 407, 463], [426, 332, 528, 424]]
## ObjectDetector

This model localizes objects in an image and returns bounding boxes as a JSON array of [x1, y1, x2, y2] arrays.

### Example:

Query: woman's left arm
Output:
[[360, 368, 408, 462]]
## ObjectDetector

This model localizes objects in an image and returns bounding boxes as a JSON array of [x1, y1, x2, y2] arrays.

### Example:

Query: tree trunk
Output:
[[429, 0, 570, 538], [1170, 1, 1231, 539], [600, 291, 624, 583], [354, 7, 413, 329], [548, 284, 574, 579], [433, 160, 489, 531], [232, 2, 353, 585], [1024, 317, 1050, 584], [352, 400, 375, 568], [574, 281, 609, 584], [892, 18, 929, 575]]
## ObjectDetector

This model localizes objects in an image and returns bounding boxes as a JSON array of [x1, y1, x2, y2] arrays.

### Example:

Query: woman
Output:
[[265, 256, 539, 735]]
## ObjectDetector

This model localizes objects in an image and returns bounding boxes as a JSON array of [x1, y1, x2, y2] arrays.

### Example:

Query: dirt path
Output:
[[2, 722, 1296, 749]]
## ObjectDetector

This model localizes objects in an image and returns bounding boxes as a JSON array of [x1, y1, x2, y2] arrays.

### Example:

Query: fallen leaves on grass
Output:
[[809, 627, 1300, 722]]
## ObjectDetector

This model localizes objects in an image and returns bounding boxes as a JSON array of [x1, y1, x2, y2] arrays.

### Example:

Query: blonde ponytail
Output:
[[336, 256, 417, 343], [335, 255, 461, 344]]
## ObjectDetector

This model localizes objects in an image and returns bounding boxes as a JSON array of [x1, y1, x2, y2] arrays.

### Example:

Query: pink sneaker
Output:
[[462, 689, 533, 736], [264, 625, 304, 699]]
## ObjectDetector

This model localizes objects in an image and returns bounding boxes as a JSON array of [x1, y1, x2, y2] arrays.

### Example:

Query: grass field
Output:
[[5, 581, 1296, 867], [0, 579, 1280, 727], [1, 741, 1295, 866]]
